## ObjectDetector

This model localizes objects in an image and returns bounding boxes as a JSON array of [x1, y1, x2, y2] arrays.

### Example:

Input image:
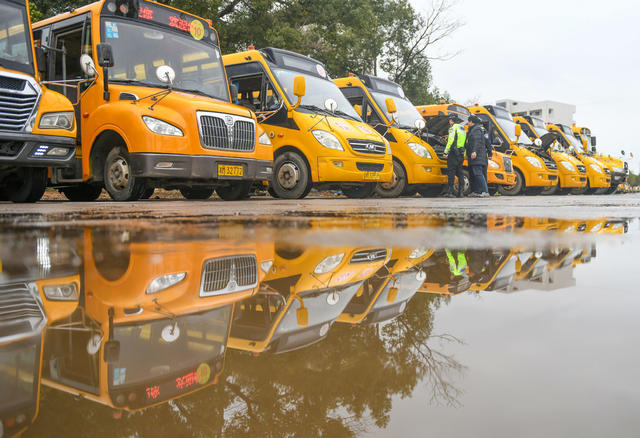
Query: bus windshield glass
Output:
[[272, 68, 362, 121], [529, 119, 548, 138], [110, 306, 231, 391], [0, 2, 33, 75], [494, 113, 533, 145], [102, 18, 228, 101], [371, 91, 423, 129]]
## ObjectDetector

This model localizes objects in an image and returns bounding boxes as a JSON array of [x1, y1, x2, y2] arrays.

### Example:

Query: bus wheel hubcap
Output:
[[277, 162, 299, 189], [109, 157, 130, 191]]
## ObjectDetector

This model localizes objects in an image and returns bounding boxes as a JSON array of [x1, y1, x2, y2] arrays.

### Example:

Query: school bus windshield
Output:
[[371, 91, 422, 129], [494, 113, 534, 146], [272, 68, 362, 120], [529, 117, 548, 137], [0, 1, 33, 75], [102, 18, 228, 100], [0, 336, 39, 411], [109, 306, 231, 390]]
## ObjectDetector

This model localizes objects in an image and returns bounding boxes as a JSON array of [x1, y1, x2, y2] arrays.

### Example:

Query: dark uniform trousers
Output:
[[447, 150, 464, 196]]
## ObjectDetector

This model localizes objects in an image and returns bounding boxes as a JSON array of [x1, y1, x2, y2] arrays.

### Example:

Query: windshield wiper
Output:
[[332, 109, 359, 121], [173, 87, 215, 99], [111, 78, 167, 88], [298, 104, 332, 115]]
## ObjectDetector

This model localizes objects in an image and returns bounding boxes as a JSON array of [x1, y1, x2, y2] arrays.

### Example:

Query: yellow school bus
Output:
[[40, 229, 272, 411], [417, 103, 516, 195], [547, 123, 610, 194], [514, 115, 587, 194], [334, 75, 447, 197], [228, 243, 390, 353], [0, 0, 76, 203], [572, 125, 627, 193], [223, 48, 392, 199], [33, 0, 272, 201], [0, 228, 81, 437], [468, 105, 558, 195]]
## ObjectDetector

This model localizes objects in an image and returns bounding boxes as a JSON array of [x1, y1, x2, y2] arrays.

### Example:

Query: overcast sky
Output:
[[410, 0, 640, 169]]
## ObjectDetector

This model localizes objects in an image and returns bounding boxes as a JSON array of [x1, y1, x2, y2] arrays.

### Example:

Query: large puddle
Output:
[[1, 213, 637, 437]]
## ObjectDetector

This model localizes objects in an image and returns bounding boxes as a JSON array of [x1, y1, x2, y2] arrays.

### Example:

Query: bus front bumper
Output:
[[129, 153, 273, 181], [408, 162, 448, 185], [559, 172, 587, 188], [317, 156, 393, 183], [0, 132, 75, 167]]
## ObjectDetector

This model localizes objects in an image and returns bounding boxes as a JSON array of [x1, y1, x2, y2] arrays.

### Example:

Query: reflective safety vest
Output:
[[444, 123, 467, 154], [445, 249, 468, 276]]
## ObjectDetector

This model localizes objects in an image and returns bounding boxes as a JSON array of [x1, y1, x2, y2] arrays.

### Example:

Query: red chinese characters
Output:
[[138, 5, 154, 20], [145, 385, 160, 400], [169, 16, 191, 32], [175, 371, 198, 390]]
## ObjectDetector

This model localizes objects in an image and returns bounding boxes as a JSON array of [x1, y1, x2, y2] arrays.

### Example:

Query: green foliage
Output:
[[629, 172, 640, 187], [31, 0, 454, 104]]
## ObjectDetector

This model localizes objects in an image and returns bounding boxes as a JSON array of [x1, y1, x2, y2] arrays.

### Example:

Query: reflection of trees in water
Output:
[[26, 294, 464, 437]]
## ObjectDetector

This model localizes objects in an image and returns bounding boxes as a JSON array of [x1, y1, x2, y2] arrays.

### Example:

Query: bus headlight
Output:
[[146, 272, 186, 294], [142, 116, 184, 136], [43, 283, 78, 301], [561, 161, 576, 172], [314, 253, 345, 274], [488, 160, 500, 169], [525, 156, 543, 168], [260, 260, 273, 273], [383, 138, 391, 154], [39, 112, 74, 130], [590, 164, 603, 174], [409, 247, 429, 259], [258, 132, 272, 145], [312, 130, 343, 151], [613, 166, 624, 173], [408, 142, 431, 159]]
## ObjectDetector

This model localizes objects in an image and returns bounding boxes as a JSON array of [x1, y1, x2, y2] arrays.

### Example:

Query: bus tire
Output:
[[541, 182, 558, 195], [455, 169, 471, 195], [498, 168, 524, 196], [61, 183, 103, 202], [104, 146, 146, 201], [7, 167, 47, 203], [267, 185, 280, 198], [604, 185, 618, 195], [216, 181, 252, 201], [342, 183, 376, 199], [375, 159, 406, 198], [572, 181, 589, 195], [180, 187, 214, 200], [272, 151, 311, 199]]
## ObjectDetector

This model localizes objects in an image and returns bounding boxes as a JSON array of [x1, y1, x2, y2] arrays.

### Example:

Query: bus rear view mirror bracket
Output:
[[96, 43, 114, 100]]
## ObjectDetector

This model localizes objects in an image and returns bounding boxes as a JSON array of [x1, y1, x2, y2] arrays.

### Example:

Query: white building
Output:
[[496, 99, 576, 125]]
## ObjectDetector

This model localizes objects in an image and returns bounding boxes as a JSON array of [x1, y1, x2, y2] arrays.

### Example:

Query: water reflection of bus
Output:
[[41, 229, 272, 412], [0, 230, 81, 437], [337, 247, 431, 324]]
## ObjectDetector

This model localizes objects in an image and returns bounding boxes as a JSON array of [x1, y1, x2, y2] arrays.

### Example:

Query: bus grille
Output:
[[577, 165, 586, 173], [502, 156, 513, 173], [541, 158, 557, 170], [198, 112, 255, 152], [349, 248, 387, 264], [0, 74, 38, 132], [0, 283, 46, 339], [200, 255, 258, 297], [348, 139, 386, 155]]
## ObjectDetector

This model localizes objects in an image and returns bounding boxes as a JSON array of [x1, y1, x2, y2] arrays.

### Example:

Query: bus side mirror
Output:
[[591, 136, 597, 147], [514, 123, 522, 138], [96, 43, 114, 67], [103, 339, 120, 363], [385, 97, 397, 115], [293, 75, 305, 98], [296, 306, 308, 327], [591, 146, 596, 154], [387, 286, 398, 303], [35, 46, 47, 75]]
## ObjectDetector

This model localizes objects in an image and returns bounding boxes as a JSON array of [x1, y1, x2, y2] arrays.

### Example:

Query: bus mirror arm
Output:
[[96, 43, 114, 101], [35, 46, 47, 76], [103, 307, 120, 363]]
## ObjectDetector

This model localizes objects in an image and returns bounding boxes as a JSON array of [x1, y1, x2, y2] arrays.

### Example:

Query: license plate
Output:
[[364, 171, 380, 180], [218, 164, 243, 177]]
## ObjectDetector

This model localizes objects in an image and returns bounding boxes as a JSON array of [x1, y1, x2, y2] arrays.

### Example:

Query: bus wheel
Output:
[[498, 169, 524, 196], [104, 147, 145, 201], [179, 187, 214, 200], [61, 183, 103, 202], [605, 185, 618, 195], [6, 167, 47, 203], [216, 181, 252, 201], [267, 185, 280, 199], [488, 185, 499, 196], [526, 187, 545, 195], [342, 183, 375, 199], [272, 151, 311, 199], [454, 169, 471, 195], [375, 160, 406, 198]]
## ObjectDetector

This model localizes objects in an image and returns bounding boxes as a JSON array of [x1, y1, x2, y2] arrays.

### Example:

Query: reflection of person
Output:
[[445, 249, 468, 277], [443, 115, 467, 198], [466, 115, 490, 197]]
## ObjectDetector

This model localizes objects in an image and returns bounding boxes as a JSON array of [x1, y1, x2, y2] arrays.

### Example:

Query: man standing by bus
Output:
[[466, 115, 490, 197], [443, 115, 467, 198]]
